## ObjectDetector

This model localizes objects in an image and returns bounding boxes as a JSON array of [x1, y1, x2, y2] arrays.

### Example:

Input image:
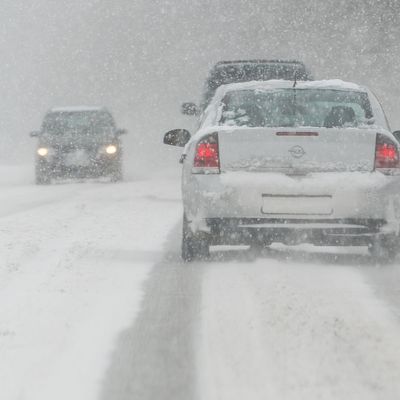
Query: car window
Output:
[[42, 111, 115, 134], [219, 88, 373, 128]]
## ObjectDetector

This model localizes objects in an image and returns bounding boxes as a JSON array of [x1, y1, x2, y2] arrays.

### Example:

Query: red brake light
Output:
[[195, 143, 219, 166], [375, 133, 400, 170], [193, 133, 220, 173]]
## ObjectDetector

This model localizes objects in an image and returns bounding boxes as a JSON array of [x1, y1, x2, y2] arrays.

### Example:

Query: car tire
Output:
[[249, 241, 271, 254], [182, 213, 210, 262], [368, 235, 399, 264], [110, 171, 123, 182], [110, 162, 123, 182], [35, 171, 51, 185]]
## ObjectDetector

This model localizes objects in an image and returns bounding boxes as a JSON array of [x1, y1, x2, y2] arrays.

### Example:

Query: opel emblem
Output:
[[289, 145, 306, 158]]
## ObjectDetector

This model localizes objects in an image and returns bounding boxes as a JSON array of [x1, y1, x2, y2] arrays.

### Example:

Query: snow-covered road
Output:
[[101, 243, 400, 400], [2, 166, 400, 400], [0, 166, 182, 400], [199, 249, 400, 400]]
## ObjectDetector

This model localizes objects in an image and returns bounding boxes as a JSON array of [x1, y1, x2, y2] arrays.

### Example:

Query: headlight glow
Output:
[[105, 145, 117, 155], [37, 147, 49, 156]]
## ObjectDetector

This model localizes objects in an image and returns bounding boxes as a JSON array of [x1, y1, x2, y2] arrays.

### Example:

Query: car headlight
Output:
[[105, 145, 118, 154], [37, 147, 49, 156]]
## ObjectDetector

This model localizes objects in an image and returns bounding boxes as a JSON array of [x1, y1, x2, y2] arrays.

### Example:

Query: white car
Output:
[[164, 79, 400, 262]]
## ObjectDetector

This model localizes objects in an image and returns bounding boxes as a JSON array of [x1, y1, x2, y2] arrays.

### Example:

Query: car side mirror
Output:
[[163, 129, 191, 147], [116, 128, 127, 136], [366, 117, 375, 125], [181, 102, 199, 116], [393, 130, 400, 142], [30, 131, 40, 137]]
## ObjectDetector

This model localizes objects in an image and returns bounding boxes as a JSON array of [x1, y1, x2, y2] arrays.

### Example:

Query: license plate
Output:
[[64, 150, 90, 167], [261, 194, 333, 215]]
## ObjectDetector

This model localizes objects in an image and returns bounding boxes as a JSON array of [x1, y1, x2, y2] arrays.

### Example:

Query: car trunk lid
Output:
[[218, 127, 376, 174]]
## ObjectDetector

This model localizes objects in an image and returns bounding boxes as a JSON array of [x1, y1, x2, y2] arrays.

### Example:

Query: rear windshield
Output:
[[42, 111, 115, 134], [202, 63, 309, 107], [219, 89, 373, 128]]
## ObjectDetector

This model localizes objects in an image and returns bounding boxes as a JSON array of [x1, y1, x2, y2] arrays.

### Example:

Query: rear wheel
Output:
[[249, 241, 271, 255], [182, 214, 210, 262], [368, 235, 399, 264], [35, 169, 51, 185]]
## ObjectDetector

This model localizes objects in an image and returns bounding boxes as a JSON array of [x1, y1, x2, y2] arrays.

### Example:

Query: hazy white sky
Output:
[[0, 0, 399, 167]]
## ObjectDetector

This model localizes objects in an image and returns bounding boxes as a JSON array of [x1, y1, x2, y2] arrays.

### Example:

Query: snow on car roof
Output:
[[215, 79, 367, 97], [49, 106, 107, 113]]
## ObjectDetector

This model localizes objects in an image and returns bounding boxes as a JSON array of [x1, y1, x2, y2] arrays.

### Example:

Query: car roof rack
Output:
[[215, 59, 305, 66], [49, 106, 108, 113]]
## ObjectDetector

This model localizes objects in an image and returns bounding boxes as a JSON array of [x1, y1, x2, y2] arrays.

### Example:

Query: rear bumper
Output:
[[183, 171, 400, 244], [205, 217, 391, 246], [185, 171, 400, 219]]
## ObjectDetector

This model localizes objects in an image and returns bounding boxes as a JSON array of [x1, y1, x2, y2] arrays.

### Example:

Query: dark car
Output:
[[30, 107, 127, 184], [181, 59, 313, 116]]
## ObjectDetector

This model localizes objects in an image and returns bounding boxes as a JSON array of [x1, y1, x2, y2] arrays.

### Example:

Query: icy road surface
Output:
[[1, 166, 400, 400]]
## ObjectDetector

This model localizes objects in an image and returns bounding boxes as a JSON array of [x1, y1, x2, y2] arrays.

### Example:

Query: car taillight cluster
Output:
[[192, 132, 220, 174], [375, 134, 400, 171]]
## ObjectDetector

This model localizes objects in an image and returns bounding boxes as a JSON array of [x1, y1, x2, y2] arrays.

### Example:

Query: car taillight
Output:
[[375, 133, 400, 171], [192, 133, 220, 174]]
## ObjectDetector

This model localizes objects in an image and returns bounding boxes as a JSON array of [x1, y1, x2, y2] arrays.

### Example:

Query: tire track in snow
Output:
[[100, 225, 202, 400]]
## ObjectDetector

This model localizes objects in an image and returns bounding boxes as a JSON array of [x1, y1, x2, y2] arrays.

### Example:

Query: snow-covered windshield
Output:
[[42, 111, 115, 134], [219, 89, 373, 128]]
